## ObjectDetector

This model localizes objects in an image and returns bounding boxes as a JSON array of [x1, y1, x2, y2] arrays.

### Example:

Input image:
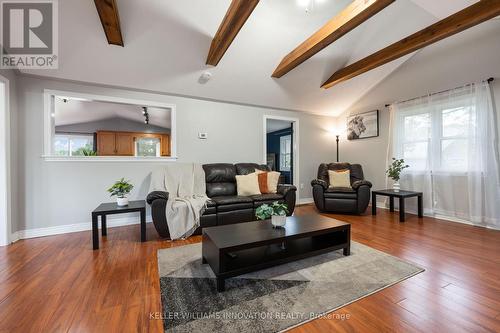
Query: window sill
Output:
[[41, 155, 178, 162]]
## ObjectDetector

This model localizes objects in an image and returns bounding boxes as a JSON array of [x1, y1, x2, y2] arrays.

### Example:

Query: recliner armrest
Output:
[[352, 180, 372, 190], [311, 179, 328, 190], [146, 191, 169, 205], [277, 184, 297, 196]]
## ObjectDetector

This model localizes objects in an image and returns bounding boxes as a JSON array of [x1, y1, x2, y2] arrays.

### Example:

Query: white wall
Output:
[[15, 75, 337, 232], [336, 20, 500, 201]]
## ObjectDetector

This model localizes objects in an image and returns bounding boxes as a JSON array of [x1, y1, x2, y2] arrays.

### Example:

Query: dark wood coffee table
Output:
[[202, 214, 350, 292], [371, 189, 423, 222]]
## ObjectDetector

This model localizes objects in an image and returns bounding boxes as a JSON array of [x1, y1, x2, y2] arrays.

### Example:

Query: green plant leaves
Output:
[[107, 178, 134, 198], [255, 201, 289, 220]]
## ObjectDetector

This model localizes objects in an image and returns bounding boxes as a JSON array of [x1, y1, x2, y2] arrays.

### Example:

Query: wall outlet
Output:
[[198, 132, 208, 139], [300, 183, 304, 189]]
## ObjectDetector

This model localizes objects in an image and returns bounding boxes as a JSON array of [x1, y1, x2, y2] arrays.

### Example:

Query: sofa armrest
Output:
[[277, 184, 296, 216], [352, 180, 372, 190], [311, 179, 328, 189], [146, 191, 169, 205], [277, 184, 297, 196]]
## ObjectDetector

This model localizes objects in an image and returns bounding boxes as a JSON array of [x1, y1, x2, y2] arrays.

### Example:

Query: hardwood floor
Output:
[[0, 205, 499, 332]]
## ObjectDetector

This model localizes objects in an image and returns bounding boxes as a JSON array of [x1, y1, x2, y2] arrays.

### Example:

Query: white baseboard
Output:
[[10, 215, 152, 241], [374, 202, 499, 230], [298, 197, 313, 205]]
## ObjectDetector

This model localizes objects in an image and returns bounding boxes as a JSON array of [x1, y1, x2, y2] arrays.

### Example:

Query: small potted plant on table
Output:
[[255, 202, 289, 228], [108, 178, 134, 206], [386, 158, 409, 192]]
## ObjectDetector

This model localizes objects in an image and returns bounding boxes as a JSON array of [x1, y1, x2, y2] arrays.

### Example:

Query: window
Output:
[[279, 135, 291, 172], [53, 134, 94, 156], [135, 137, 160, 157], [396, 101, 474, 172]]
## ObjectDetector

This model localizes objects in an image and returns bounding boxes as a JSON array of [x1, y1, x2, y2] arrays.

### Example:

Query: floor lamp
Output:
[[336, 135, 339, 162]]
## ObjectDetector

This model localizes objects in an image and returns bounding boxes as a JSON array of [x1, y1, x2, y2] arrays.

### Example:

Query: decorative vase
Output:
[[116, 197, 129, 206], [271, 215, 287, 228], [393, 181, 400, 192]]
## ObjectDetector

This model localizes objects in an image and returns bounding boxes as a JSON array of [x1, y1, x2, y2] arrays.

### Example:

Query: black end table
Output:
[[371, 189, 423, 222], [91, 200, 146, 250]]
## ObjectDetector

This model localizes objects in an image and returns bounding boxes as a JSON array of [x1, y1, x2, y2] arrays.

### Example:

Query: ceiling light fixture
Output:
[[297, 0, 326, 13], [142, 107, 149, 124]]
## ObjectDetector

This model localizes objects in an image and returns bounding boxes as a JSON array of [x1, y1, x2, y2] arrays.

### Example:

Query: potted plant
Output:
[[386, 158, 409, 192], [255, 202, 289, 228], [107, 178, 134, 206]]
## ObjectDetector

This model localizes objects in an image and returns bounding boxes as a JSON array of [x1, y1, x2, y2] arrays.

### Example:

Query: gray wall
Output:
[[0, 69, 19, 237], [14, 75, 336, 232], [55, 117, 170, 135], [337, 20, 500, 203]]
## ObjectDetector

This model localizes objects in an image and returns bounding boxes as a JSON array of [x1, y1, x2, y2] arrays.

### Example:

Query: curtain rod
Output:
[[385, 77, 495, 108]]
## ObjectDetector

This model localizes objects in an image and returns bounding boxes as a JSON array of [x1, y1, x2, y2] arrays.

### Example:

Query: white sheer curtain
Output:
[[387, 81, 500, 229]]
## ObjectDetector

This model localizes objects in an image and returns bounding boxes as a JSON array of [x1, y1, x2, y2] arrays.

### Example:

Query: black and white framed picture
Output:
[[347, 110, 379, 140]]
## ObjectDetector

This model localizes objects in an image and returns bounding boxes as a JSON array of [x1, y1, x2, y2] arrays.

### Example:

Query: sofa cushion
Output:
[[212, 196, 254, 212], [324, 188, 357, 199], [203, 164, 237, 197], [203, 200, 217, 215], [211, 196, 253, 206], [251, 193, 283, 201], [326, 187, 355, 193], [235, 163, 269, 175]]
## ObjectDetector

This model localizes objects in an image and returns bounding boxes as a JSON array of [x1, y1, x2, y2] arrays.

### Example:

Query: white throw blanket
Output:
[[150, 163, 209, 239]]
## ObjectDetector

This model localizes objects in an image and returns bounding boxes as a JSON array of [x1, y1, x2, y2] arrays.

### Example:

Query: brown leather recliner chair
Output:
[[311, 163, 372, 214]]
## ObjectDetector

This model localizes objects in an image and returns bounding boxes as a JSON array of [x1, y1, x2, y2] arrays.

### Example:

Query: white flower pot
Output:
[[393, 181, 401, 192], [271, 215, 287, 228], [116, 197, 129, 206]]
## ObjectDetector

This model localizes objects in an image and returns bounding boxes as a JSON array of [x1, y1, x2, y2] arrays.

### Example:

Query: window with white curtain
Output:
[[396, 102, 474, 172], [389, 82, 500, 228]]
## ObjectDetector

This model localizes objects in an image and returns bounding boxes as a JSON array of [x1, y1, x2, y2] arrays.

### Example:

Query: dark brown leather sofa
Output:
[[146, 163, 297, 238], [311, 163, 372, 214]]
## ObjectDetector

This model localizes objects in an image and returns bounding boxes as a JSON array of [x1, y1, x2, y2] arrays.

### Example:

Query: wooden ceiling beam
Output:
[[272, 0, 395, 78], [206, 0, 260, 66], [322, 0, 500, 89], [94, 0, 124, 46]]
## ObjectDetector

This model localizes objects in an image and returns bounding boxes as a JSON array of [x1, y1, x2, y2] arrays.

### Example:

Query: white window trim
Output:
[[43, 89, 178, 162]]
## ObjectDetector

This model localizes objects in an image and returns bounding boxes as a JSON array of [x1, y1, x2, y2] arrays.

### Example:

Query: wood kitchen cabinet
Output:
[[96, 131, 170, 156], [115, 132, 135, 156], [97, 131, 117, 155]]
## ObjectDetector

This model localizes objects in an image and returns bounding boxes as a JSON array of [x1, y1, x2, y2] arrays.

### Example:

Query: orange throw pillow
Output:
[[258, 172, 269, 193]]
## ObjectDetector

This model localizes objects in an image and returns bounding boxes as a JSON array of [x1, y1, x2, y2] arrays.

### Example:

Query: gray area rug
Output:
[[157, 242, 423, 332]]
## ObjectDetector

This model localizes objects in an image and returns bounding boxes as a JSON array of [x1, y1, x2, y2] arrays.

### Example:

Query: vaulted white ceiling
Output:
[[22, 0, 485, 116]]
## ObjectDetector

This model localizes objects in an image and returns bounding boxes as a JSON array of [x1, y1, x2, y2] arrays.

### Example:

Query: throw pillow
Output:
[[254, 169, 280, 194], [257, 172, 269, 193], [328, 169, 351, 188], [236, 173, 261, 196]]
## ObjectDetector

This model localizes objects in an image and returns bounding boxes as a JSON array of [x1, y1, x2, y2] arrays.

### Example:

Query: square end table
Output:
[[91, 200, 146, 249], [371, 189, 423, 222]]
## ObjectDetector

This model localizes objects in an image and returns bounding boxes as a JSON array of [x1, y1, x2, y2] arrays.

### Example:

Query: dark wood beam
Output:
[[272, 0, 395, 78], [94, 0, 124, 46], [322, 0, 500, 89], [206, 0, 259, 66]]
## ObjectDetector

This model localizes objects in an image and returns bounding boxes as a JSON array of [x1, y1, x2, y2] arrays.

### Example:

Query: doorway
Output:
[[0, 77, 9, 246], [263, 116, 299, 188]]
